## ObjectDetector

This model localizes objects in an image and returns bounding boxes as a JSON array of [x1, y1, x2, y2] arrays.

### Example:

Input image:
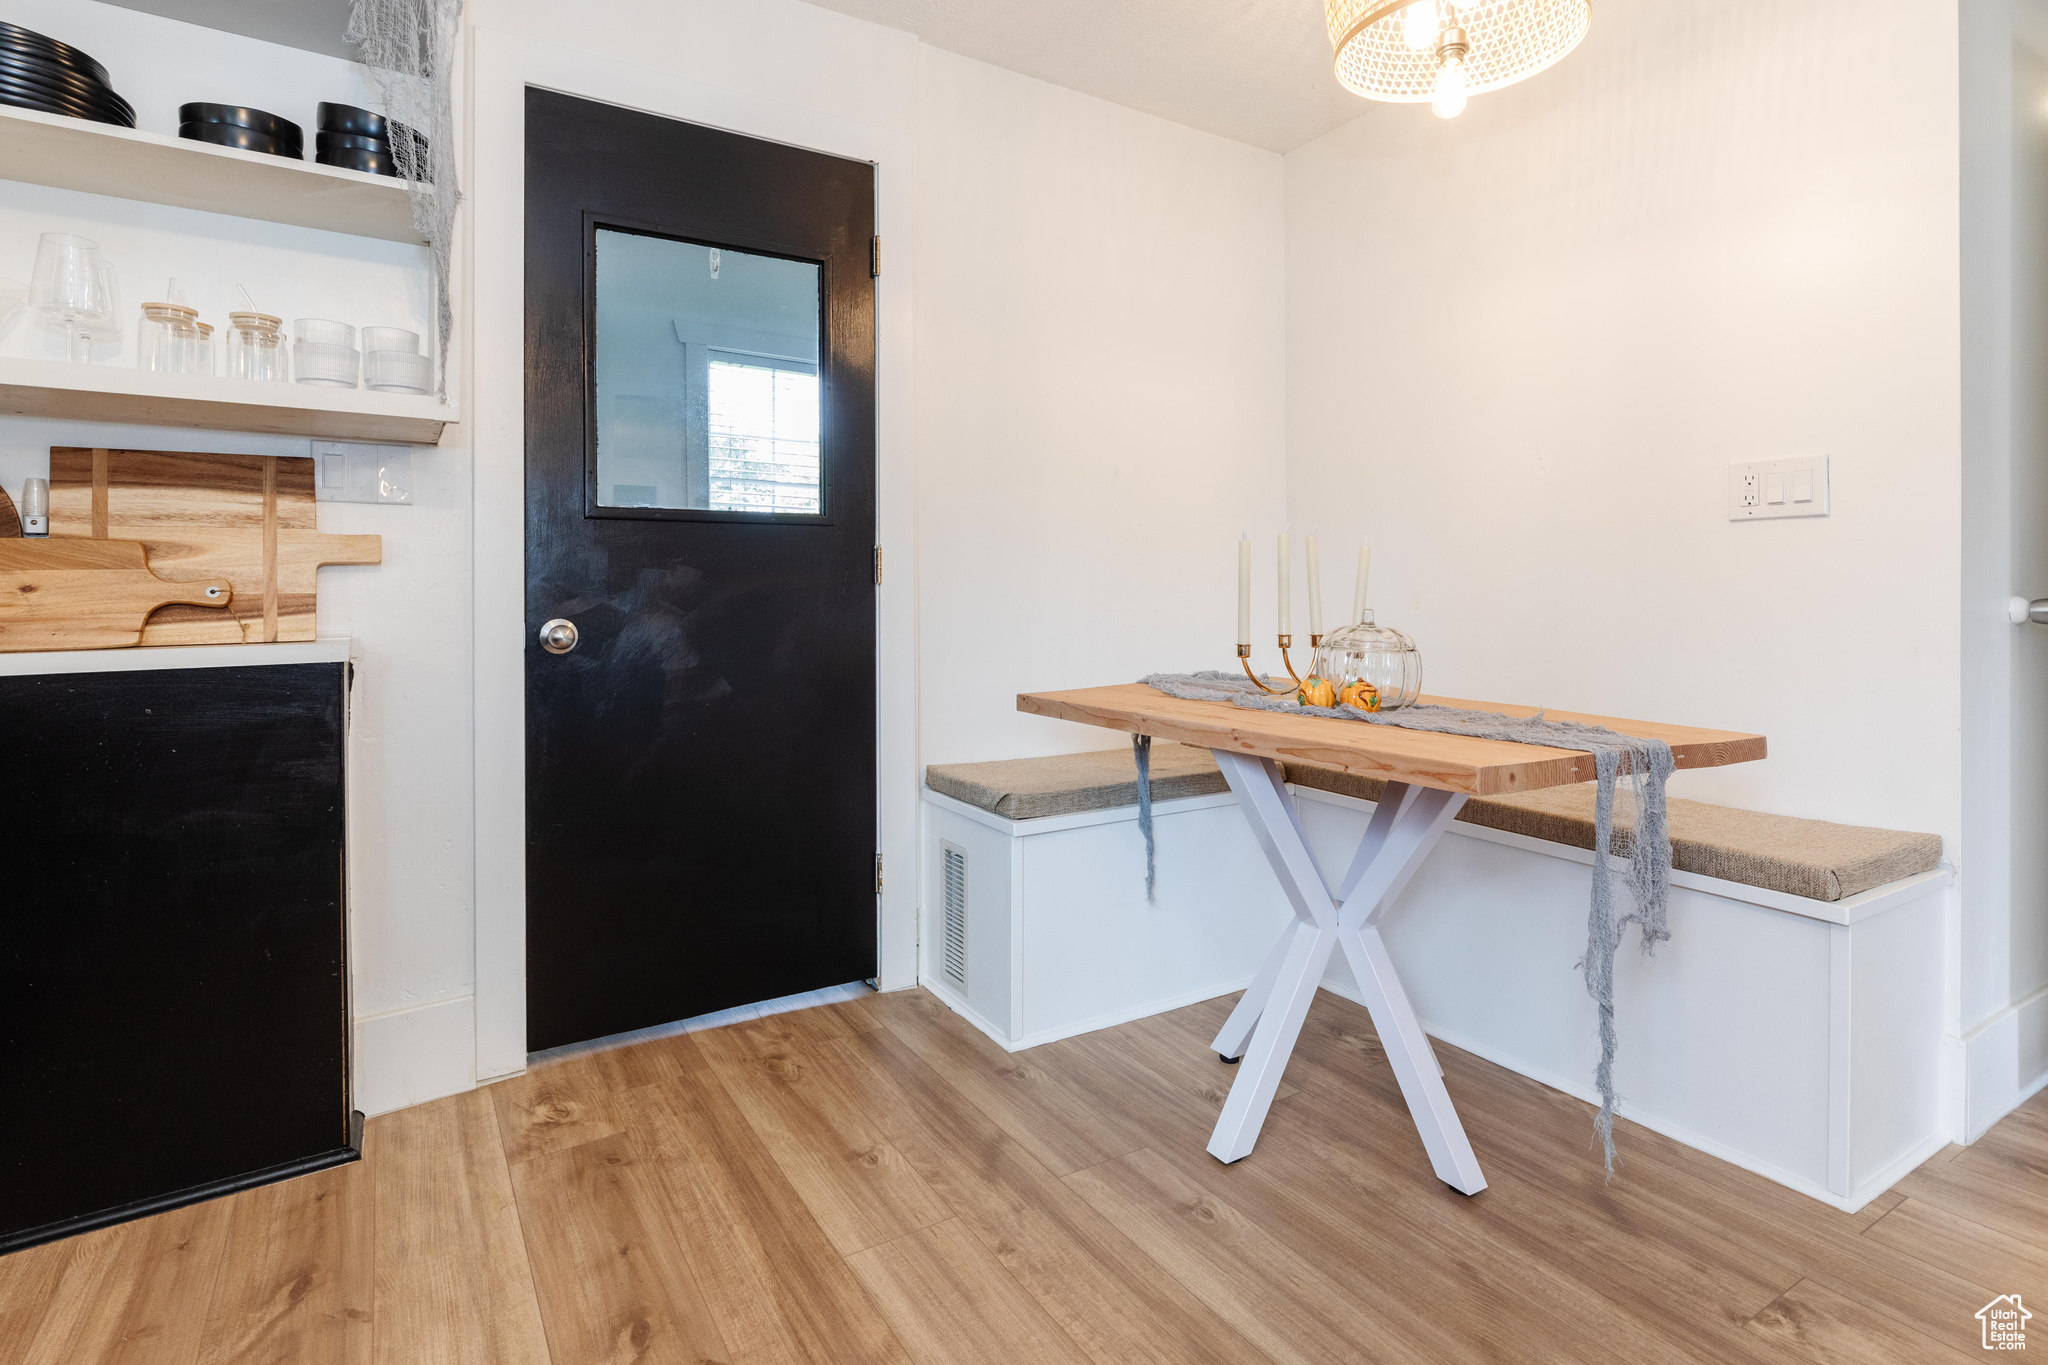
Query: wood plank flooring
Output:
[[5, 984, 2044, 1363]]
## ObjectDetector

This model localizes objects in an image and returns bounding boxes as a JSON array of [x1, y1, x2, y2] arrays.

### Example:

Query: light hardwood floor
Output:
[[5, 985, 2043, 1363]]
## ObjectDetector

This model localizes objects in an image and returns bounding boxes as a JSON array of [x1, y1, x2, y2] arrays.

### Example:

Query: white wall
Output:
[[2008, 12, 2048, 1081], [462, 1, 927, 1086], [1286, 0, 1960, 838], [913, 46, 1287, 765], [0, 0, 378, 141], [1283, 0, 1988, 1134], [468, 0, 1277, 1096], [1959, 0, 2048, 1138]]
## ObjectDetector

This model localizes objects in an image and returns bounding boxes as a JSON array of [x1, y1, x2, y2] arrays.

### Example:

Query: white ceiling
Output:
[[802, 0, 1371, 153]]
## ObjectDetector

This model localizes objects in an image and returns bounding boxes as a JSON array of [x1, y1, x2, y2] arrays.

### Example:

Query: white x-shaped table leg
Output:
[[1203, 750, 1487, 1195]]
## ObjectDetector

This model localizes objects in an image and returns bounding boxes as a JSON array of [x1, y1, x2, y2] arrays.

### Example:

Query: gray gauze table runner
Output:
[[1139, 670, 1676, 1170]]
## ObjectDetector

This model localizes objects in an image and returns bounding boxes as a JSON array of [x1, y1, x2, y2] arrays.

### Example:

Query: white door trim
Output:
[[466, 23, 919, 1083]]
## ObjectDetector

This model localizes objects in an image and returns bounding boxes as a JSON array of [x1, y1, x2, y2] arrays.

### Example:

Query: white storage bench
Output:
[[922, 744, 1952, 1212], [921, 745, 1292, 1048]]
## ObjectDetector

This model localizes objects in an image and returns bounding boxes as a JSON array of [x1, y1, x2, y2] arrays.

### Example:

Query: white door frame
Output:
[[465, 24, 920, 1083]]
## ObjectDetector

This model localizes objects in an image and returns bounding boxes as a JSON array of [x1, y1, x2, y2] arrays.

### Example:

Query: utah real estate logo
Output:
[[1979, 1295, 2031, 1351]]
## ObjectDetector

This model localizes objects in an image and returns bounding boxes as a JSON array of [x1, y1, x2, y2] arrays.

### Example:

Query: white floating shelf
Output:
[[0, 104, 424, 244], [0, 355, 455, 444]]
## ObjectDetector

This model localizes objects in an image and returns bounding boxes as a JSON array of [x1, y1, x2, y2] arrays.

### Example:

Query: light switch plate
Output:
[[313, 442, 412, 505], [1729, 455, 1828, 521]]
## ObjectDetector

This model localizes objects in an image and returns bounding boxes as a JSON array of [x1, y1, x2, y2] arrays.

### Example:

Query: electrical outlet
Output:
[[313, 442, 412, 505], [1729, 455, 1827, 521]]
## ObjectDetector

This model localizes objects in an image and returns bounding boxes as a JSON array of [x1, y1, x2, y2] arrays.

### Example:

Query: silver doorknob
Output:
[[2010, 597, 2048, 626], [539, 618, 579, 654]]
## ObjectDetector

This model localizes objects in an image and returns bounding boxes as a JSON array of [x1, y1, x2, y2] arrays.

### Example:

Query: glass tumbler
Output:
[[137, 302, 201, 373], [226, 310, 287, 381]]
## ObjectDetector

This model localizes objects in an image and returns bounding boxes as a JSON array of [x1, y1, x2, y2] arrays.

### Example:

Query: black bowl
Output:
[[316, 129, 384, 153], [0, 85, 131, 127], [317, 144, 398, 177], [178, 102, 300, 144], [317, 101, 388, 138], [179, 121, 301, 158], [0, 21, 111, 86]]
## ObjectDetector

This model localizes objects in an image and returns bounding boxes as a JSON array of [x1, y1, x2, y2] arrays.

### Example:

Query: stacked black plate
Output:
[[316, 102, 425, 178], [179, 102, 302, 159], [0, 21, 135, 127]]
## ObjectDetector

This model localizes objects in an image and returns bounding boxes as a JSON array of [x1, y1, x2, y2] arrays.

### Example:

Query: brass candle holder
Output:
[[1238, 633, 1321, 695]]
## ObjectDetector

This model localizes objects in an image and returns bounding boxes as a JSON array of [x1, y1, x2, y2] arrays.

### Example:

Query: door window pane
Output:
[[593, 227, 822, 513], [708, 355, 820, 513]]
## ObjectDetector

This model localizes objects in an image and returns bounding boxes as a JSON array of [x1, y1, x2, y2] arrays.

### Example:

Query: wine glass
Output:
[[30, 233, 112, 363], [79, 258, 122, 360]]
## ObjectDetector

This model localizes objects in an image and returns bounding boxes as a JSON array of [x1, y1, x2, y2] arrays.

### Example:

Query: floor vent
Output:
[[941, 841, 968, 986]]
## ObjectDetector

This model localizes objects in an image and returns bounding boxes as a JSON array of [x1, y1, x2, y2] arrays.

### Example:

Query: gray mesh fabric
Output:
[[347, 0, 461, 397]]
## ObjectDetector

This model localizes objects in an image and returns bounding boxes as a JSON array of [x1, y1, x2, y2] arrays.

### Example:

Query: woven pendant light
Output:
[[1324, 0, 1590, 116]]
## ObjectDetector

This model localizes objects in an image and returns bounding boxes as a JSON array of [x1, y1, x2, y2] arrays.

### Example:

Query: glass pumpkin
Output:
[[1311, 610, 1422, 712]]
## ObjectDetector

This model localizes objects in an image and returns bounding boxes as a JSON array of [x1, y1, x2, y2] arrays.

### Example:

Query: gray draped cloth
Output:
[[1138, 670, 1675, 1171]]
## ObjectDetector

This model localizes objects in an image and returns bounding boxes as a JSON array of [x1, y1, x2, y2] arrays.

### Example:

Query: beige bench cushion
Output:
[[928, 746, 1942, 903], [925, 742, 1227, 820], [1282, 765, 1942, 903]]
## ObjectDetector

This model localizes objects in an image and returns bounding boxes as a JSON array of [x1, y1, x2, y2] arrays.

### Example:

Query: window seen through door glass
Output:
[[593, 227, 822, 513]]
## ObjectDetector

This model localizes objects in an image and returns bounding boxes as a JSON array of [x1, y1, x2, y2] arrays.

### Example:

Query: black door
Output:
[[525, 89, 877, 1053]]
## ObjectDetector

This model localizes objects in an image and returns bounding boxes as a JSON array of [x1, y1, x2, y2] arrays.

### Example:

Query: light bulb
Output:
[[1431, 57, 1467, 117], [1431, 28, 1469, 119], [1402, 0, 1437, 51]]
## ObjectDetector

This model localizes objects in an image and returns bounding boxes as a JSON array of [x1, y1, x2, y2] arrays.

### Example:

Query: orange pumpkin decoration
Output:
[[1298, 675, 1335, 708], [1340, 678, 1382, 712]]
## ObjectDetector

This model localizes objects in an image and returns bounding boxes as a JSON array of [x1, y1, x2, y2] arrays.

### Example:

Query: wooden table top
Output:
[[1016, 684, 1766, 797]]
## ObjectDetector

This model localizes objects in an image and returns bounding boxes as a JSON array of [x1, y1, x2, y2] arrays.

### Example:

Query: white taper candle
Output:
[[1352, 542, 1372, 623], [1237, 533, 1251, 648], [1277, 532, 1290, 635], [1305, 534, 1322, 637]]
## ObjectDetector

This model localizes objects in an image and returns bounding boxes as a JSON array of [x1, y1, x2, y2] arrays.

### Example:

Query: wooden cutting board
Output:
[[0, 487, 18, 537], [49, 447, 381, 646], [0, 539, 234, 652]]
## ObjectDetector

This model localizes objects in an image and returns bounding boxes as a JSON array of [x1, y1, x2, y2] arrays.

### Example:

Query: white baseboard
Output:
[[919, 976, 1015, 1050], [1960, 982, 2048, 1142], [921, 972, 1257, 1053], [1849, 1132, 1955, 1209], [354, 994, 476, 1117], [1316, 978, 1939, 1214], [921, 967, 1944, 1212]]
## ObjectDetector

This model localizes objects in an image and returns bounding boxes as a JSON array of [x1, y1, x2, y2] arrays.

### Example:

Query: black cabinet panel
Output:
[[0, 663, 354, 1253]]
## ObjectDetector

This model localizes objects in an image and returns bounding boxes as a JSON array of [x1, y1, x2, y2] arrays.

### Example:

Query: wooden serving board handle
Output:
[[49, 448, 381, 644], [0, 540, 233, 652]]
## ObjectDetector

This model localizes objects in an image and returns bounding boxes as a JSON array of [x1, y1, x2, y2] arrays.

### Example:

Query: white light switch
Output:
[[1729, 455, 1829, 521], [312, 442, 413, 505]]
